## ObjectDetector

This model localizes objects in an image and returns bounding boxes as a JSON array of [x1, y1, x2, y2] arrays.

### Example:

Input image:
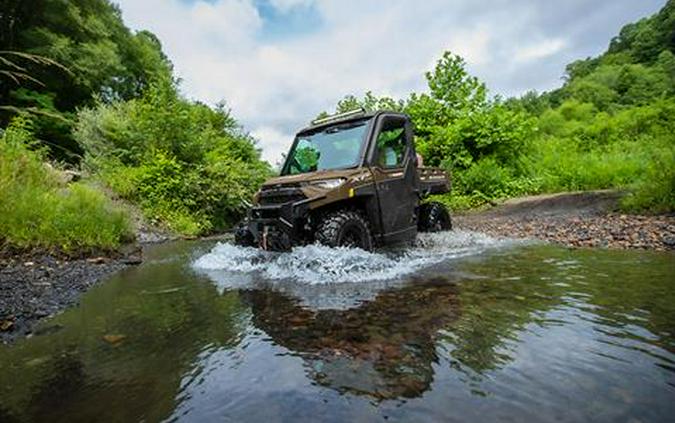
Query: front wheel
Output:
[[315, 210, 373, 251], [418, 202, 452, 232]]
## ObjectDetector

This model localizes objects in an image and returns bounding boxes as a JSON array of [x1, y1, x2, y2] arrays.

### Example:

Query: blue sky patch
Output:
[[254, 0, 323, 41], [179, 0, 323, 40]]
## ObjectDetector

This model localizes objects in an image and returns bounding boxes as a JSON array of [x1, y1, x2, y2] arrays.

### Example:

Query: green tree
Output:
[[76, 78, 271, 235], [0, 0, 172, 161], [426, 52, 487, 113]]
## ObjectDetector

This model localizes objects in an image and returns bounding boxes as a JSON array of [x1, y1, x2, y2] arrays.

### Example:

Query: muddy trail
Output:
[[456, 190, 675, 251]]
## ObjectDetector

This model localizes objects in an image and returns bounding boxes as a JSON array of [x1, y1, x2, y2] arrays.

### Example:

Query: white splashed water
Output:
[[193, 230, 518, 285]]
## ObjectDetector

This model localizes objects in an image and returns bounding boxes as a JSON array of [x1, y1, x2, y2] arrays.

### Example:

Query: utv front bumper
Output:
[[245, 200, 312, 251]]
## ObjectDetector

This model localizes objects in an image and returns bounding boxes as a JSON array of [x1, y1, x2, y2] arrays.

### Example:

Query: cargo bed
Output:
[[418, 167, 451, 195]]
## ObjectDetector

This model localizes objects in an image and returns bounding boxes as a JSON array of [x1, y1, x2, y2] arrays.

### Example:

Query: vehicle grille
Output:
[[258, 187, 306, 205]]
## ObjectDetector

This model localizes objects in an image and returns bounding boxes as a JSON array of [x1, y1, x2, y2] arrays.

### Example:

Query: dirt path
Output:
[[455, 190, 675, 251]]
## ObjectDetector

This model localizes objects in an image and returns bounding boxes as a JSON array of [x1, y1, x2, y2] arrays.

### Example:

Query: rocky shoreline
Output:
[[0, 247, 144, 344], [0, 220, 177, 344], [455, 191, 675, 251]]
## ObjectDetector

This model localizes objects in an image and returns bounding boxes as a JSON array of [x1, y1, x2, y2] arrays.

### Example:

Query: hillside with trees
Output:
[[323, 0, 675, 213], [0, 0, 269, 253], [0, 0, 672, 255]]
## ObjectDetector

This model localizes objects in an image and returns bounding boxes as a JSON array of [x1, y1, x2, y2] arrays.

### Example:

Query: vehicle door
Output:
[[369, 115, 419, 241]]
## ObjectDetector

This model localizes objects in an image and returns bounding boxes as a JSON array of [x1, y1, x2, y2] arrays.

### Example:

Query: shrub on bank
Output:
[[0, 121, 132, 253], [430, 100, 675, 212], [621, 143, 675, 213], [76, 78, 271, 236]]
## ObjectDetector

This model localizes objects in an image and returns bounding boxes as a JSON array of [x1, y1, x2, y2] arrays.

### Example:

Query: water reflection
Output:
[[242, 277, 459, 400], [0, 241, 249, 423], [0, 240, 673, 423]]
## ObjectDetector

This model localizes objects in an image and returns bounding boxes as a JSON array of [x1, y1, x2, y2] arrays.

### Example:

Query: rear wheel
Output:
[[418, 202, 452, 232], [315, 210, 373, 251]]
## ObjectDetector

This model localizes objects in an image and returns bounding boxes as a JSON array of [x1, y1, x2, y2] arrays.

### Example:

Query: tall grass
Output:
[[438, 100, 675, 213], [620, 143, 675, 213], [526, 138, 645, 192], [0, 121, 132, 254]]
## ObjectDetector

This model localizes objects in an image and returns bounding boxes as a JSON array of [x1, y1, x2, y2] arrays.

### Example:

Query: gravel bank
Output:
[[0, 252, 141, 344], [455, 191, 675, 251]]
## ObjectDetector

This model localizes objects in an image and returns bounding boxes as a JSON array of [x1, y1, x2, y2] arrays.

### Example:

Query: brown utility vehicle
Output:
[[236, 109, 452, 251]]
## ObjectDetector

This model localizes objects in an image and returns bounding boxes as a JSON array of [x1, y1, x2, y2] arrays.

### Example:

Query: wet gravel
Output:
[[455, 191, 675, 251], [0, 254, 133, 344]]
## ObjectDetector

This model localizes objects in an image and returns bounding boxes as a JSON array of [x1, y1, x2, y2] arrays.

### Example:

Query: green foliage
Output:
[[324, 50, 538, 211], [2, 1, 270, 244], [76, 79, 271, 236], [416, 104, 535, 170], [457, 158, 537, 198], [621, 143, 675, 213], [2, 0, 670, 258], [426, 52, 487, 113], [409, 53, 537, 207], [323, 1, 675, 214], [0, 120, 132, 253], [526, 98, 675, 211], [324, 91, 405, 116], [432, 2, 675, 212], [527, 137, 643, 192], [608, 0, 675, 63], [503, 90, 550, 116], [0, 0, 172, 161]]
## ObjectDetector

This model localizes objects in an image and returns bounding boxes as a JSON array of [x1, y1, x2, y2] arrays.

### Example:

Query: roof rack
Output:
[[310, 107, 366, 126]]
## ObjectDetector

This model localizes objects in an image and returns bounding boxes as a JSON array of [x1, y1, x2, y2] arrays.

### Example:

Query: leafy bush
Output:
[[0, 121, 132, 253], [527, 138, 642, 191], [526, 100, 675, 209], [621, 141, 675, 213], [76, 78, 271, 235]]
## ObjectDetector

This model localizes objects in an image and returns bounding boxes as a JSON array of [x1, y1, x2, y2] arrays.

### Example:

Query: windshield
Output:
[[282, 121, 369, 175]]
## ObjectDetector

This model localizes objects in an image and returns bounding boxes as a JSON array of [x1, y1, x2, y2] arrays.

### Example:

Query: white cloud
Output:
[[250, 126, 294, 165], [514, 38, 567, 63], [440, 27, 493, 66], [113, 0, 664, 164]]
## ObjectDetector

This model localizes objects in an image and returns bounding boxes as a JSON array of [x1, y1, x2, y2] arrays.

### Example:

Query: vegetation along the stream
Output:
[[1, 0, 674, 255]]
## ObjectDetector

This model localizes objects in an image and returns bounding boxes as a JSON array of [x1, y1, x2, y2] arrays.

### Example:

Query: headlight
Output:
[[311, 178, 346, 189]]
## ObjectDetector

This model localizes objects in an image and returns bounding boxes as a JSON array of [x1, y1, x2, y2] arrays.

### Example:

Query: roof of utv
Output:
[[298, 109, 408, 135]]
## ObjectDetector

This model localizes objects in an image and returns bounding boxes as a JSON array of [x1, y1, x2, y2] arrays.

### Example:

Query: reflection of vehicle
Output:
[[236, 109, 452, 251], [241, 278, 460, 400]]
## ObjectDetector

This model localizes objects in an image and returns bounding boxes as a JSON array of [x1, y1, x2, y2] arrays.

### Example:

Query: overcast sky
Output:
[[114, 0, 665, 163]]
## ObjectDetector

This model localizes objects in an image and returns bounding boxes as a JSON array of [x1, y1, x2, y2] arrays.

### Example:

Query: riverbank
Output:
[[0, 247, 144, 344], [455, 190, 675, 251], [0, 199, 180, 344], [0, 231, 229, 344]]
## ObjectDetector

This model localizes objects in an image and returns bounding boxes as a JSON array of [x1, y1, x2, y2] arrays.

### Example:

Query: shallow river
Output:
[[1, 232, 674, 422]]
